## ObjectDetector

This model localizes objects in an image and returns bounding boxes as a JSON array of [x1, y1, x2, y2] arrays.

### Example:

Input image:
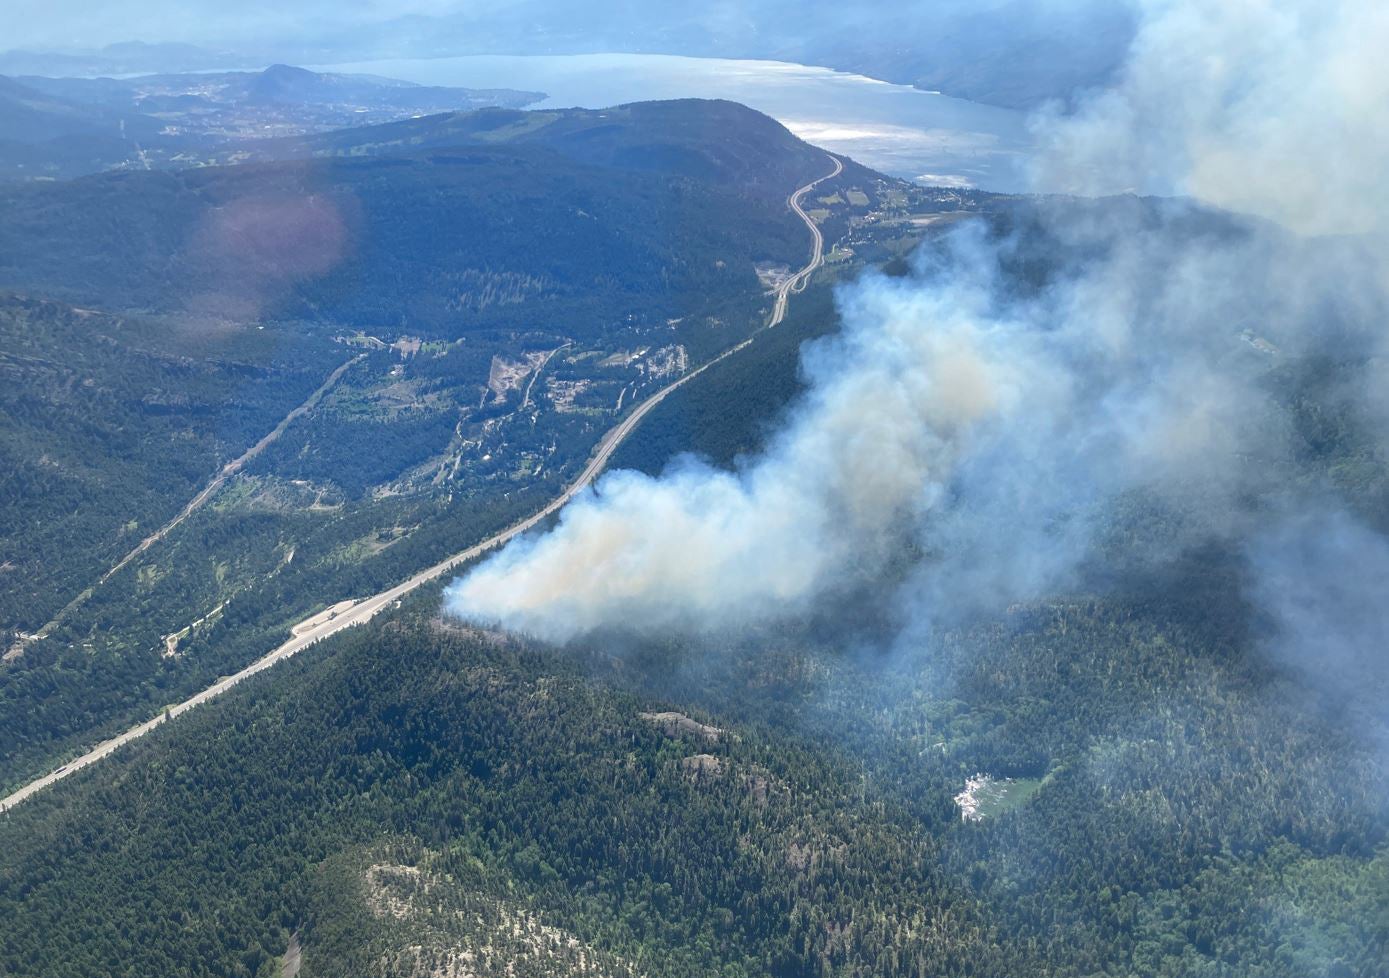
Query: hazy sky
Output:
[[5, 0, 743, 51], [3, 0, 470, 50], [3, 0, 1112, 55]]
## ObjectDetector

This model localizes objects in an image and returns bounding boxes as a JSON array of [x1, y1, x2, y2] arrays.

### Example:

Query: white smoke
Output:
[[1245, 508, 1389, 762], [446, 0, 1389, 644], [1032, 0, 1389, 237], [447, 260, 1043, 640]]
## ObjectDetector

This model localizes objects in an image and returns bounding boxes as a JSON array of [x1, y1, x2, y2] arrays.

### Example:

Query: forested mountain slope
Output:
[[0, 140, 807, 327], [0, 294, 342, 638], [1, 206, 1386, 976], [0, 100, 918, 795], [246, 99, 877, 204], [2, 343, 1384, 978]]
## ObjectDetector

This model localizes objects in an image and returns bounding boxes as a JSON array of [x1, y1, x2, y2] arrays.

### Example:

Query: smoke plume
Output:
[[448, 255, 1040, 639], [1032, 0, 1389, 237], [1248, 510, 1389, 742], [446, 0, 1389, 648]]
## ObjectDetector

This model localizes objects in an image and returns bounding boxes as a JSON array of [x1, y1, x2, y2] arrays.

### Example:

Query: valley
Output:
[[2, 13, 1387, 976], [0, 152, 842, 810], [0, 103, 963, 797]]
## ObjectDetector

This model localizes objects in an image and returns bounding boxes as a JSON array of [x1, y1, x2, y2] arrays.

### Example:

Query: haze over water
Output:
[[311, 52, 1033, 191]]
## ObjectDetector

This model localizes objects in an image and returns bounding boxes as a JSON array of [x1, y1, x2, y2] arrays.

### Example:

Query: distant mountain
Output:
[[21, 64, 543, 117], [0, 75, 179, 182], [0, 75, 164, 144], [186, 0, 1135, 110], [244, 63, 340, 104], [238, 63, 520, 110], [245, 99, 871, 203], [4, 2, 1134, 112], [764, 2, 1137, 110], [0, 100, 832, 327], [0, 40, 252, 78], [1, 66, 545, 181]]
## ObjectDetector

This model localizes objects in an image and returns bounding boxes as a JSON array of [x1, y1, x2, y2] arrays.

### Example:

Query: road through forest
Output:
[[0, 154, 844, 812], [4, 353, 365, 661]]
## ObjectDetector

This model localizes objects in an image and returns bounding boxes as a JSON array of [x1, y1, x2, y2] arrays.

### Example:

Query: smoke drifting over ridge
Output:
[[1032, 0, 1389, 237], [446, 0, 1389, 658]]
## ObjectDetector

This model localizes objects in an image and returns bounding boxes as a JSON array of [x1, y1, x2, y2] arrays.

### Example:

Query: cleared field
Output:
[[955, 774, 1046, 821]]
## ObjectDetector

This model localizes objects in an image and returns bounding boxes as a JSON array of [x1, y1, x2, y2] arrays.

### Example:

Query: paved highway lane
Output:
[[0, 154, 844, 812]]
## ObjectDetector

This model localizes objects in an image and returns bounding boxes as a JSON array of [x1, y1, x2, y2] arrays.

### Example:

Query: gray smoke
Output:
[[446, 0, 1389, 647], [447, 257, 1034, 639], [1248, 510, 1389, 744], [1032, 0, 1389, 238]]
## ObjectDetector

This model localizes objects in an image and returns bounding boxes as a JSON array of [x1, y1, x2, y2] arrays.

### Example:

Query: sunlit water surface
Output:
[[311, 52, 1034, 191]]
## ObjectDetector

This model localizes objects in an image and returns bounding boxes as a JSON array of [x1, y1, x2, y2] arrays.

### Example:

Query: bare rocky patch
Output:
[[361, 858, 641, 978], [638, 711, 722, 744]]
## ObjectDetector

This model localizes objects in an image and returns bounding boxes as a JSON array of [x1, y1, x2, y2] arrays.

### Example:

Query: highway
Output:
[[774, 154, 842, 321], [0, 154, 843, 813]]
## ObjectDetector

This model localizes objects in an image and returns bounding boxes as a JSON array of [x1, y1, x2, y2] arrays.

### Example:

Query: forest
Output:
[[5, 89, 1383, 978], [2, 216, 1386, 975], [0, 101, 911, 793], [0, 294, 342, 633], [1, 519, 1383, 978], [0, 142, 807, 330]]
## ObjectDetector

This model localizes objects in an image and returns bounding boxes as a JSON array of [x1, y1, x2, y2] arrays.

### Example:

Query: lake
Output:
[[310, 53, 1034, 192]]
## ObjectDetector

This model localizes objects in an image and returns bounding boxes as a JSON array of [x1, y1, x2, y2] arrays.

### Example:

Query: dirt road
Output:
[[5, 354, 364, 662], [96, 354, 367, 587]]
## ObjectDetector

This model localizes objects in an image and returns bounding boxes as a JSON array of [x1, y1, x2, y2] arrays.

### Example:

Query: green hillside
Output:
[[0, 100, 915, 795], [1, 206, 1385, 975], [249, 99, 878, 203], [0, 143, 808, 327]]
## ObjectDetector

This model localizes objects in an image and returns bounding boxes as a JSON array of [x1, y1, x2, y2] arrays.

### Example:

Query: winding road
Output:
[[0, 154, 844, 813]]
